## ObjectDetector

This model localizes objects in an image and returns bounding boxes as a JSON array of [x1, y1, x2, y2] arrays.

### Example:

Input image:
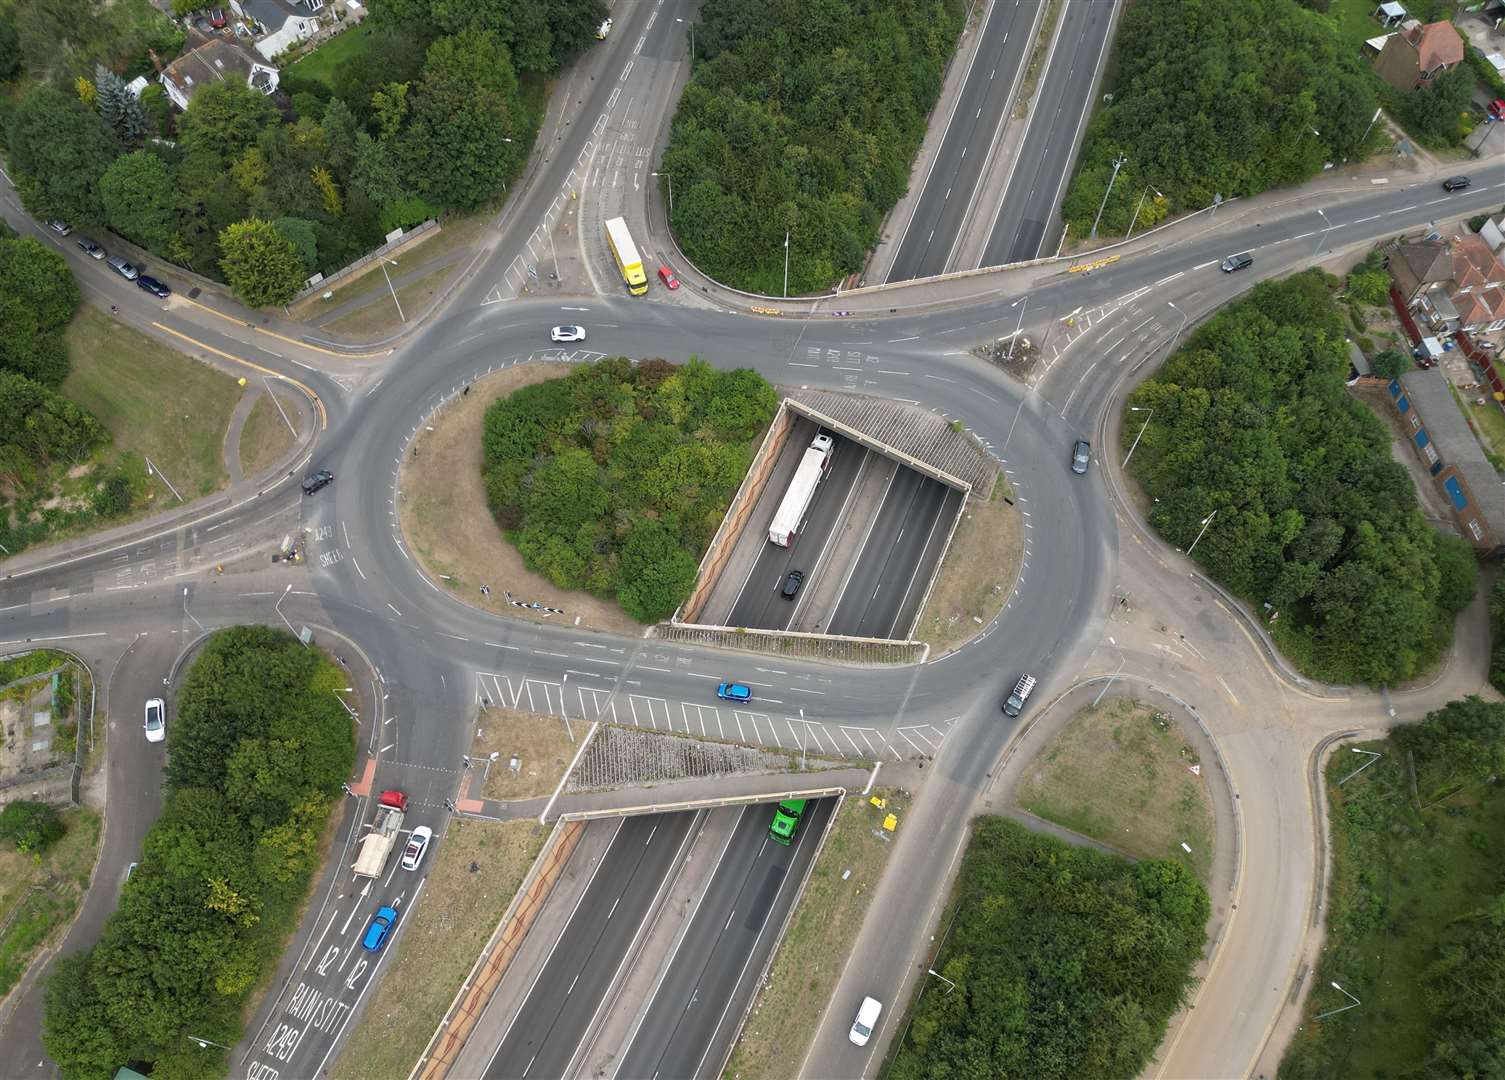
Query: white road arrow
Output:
[[338, 882, 372, 935]]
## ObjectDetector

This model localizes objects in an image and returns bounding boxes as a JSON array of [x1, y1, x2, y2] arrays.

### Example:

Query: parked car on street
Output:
[[76, 237, 106, 260], [46, 220, 71, 236], [657, 265, 680, 289], [137, 275, 171, 299], [106, 255, 139, 280]]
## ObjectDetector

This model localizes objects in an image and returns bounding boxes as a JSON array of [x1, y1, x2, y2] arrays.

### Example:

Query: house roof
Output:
[[1400, 20, 1465, 71], [161, 32, 277, 104], [1378, 1, 1406, 17], [1393, 240, 1453, 285], [1453, 286, 1505, 326], [1453, 233, 1505, 282]]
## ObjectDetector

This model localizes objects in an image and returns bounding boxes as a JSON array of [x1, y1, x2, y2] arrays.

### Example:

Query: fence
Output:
[[293, 219, 441, 303]]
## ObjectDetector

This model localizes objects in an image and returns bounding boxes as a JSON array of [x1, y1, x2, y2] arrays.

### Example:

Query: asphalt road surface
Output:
[[615, 799, 833, 1080], [886, 0, 1038, 281]]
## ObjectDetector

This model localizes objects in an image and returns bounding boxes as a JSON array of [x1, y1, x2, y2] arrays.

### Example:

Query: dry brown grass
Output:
[[329, 818, 545, 1080], [397, 362, 644, 635], [915, 483, 1023, 655], [237, 389, 301, 479], [1013, 697, 1214, 881], [472, 707, 578, 801], [724, 791, 901, 1080]]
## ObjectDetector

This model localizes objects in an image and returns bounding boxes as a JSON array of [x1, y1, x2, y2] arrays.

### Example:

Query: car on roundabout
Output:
[[301, 469, 334, 495], [550, 325, 586, 343], [716, 681, 752, 702], [1071, 439, 1091, 475]]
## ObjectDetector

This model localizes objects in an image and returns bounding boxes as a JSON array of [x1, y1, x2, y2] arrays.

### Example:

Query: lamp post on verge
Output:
[[187, 1035, 232, 1051], [1092, 636, 1127, 707], [1186, 510, 1218, 557], [927, 969, 957, 995], [1314, 982, 1361, 1020], [675, 17, 694, 59], [1125, 185, 1163, 241], [274, 583, 301, 643], [1166, 300, 1189, 353], [1315, 207, 1333, 257], [1005, 294, 1028, 362], [380, 258, 405, 323], [651, 171, 673, 218], [1122, 406, 1153, 468], [783, 231, 790, 299], [1089, 153, 1127, 239]]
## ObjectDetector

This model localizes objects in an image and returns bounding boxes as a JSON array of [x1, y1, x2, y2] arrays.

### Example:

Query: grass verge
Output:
[[1012, 697, 1214, 882], [723, 790, 900, 1080], [237, 388, 301, 480], [63, 306, 240, 498], [329, 818, 545, 1080], [1279, 725, 1505, 1077], [0, 807, 101, 999], [1449, 381, 1505, 472], [320, 261, 463, 339], [473, 707, 577, 801], [916, 480, 1022, 655]]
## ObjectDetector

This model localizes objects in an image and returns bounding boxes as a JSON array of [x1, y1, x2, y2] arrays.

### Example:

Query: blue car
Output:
[[137, 275, 171, 299], [362, 906, 398, 951], [716, 682, 752, 702]]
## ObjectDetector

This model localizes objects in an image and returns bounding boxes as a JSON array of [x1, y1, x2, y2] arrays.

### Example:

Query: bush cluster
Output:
[[1124, 271, 1477, 685], [889, 817, 1209, 1079], [482, 358, 778, 622], [41, 626, 355, 1078], [658, 0, 966, 294]]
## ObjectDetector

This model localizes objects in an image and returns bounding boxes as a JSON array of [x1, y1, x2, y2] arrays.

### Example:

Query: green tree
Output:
[[617, 517, 698, 622], [272, 217, 319, 271], [6, 84, 117, 226], [0, 17, 21, 80], [217, 219, 307, 306], [94, 62, 146, 146], [176, 80, 278, 162], [139, 83, 172, 138], [41, 952, 126, 1079], [0, 799, 65, 852], [1369, 348, 1409, 380], [99, 150, 176, 252]]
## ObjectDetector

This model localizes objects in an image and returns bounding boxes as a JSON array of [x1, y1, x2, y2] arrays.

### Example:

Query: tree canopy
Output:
[[658, 0, 967, 294], [1123, 271, 1477, 685], [481, 358, 778, 621], [218, 219, 309, 307], [42, 627, 355, 1079], [1060, 0, 1378, 238], [890, 817, 1209, 1080]]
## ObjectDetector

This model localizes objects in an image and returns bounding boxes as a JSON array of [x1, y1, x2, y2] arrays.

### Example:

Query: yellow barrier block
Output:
[[868, 796, 887, 810], [882, 813, 897, 832]]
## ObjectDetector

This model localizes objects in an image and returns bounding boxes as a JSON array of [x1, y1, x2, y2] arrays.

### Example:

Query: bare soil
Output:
[[916, 483, 1024, 656], [396, 362, 644, 635]]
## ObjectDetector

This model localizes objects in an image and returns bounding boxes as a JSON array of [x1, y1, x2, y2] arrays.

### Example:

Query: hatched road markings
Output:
[[472, 671, 940, 761]]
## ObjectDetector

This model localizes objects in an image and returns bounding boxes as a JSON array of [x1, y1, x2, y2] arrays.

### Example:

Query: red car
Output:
[[209, 8, 227, 28], [657, 265, 680, 289], [1490, 99, 1505, 121]]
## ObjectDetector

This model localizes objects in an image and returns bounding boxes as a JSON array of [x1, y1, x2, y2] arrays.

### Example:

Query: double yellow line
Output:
[[176, 293, 393, 359], [152, 322, 328, 431]]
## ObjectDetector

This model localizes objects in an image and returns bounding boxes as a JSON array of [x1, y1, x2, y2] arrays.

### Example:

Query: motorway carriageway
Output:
[[481, 801, 833, 1079]]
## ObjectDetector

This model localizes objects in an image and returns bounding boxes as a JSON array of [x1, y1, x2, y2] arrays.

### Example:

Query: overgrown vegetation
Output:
[[888, 817, 1209, 1079], [3, 0, 608, 306], [41, 626, 355, 1079], [481, 358, 777, 622], [0, 806, 100, 1003], [1491, 576, 1505, 695], [1279, 697, 1505, 1078], [1123, 271, 1478, 685], [0, 800, 64, 854], [659, 0, 967, 294], [1062, 0, 1378, 238]]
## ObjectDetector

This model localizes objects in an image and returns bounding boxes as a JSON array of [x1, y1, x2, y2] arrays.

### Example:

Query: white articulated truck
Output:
[[768, 433, 834, 547], [353, 789, 409, 878]]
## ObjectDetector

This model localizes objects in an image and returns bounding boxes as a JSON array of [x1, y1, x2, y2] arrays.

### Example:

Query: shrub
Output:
[[0, 800, 65, 853]]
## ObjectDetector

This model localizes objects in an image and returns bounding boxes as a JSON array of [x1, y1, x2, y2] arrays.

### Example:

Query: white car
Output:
[[401, 825, 432, 870], [596, 17, 612, 39], [550, 325, 586, 343], [849, 996, 882, 1046], [143, 698, 166, 743]]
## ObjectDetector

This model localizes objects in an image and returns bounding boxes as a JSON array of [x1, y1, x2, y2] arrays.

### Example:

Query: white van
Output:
[[849, 996, 882, 1046]]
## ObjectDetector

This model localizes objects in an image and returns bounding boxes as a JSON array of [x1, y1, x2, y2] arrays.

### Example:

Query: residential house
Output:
[[1373, 19, 1465, 91], [160, 33, 279, 110], [232, 0, 321, 60], [1481, 213, 1505, 256], [1388, 234, 1505, 335]]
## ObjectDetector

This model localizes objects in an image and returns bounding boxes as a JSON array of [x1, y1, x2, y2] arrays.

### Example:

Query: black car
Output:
[[301, 469, 333, 495], [76, 237, 106, 260], [1220, 252, 1253, 272], [781, 569, 805, 599], [137, 275, 171, 299], [1442, 176, 1471, 192], [1070, 439, 1091, 475]]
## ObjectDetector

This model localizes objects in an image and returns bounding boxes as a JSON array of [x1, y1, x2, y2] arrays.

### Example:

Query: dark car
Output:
[[301, 469, 333, 495], [137, 275, 171, 299], [76, 237, 106, 260], [781, 569, 805, 599], [1070, 439, 1091, 475], [1441, 176, 1471, 192], [1220, 252, 1253, 272]]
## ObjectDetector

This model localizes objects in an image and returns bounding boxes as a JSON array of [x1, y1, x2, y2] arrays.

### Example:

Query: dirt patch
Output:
[[1013, 697, 1214, 881], [471, 707, 577, 801], [916, 482, 1023, 656], [725, 790, 902, 1080], [328, 818, 545, 1080], [237, 389, 302, 480], [397, 362, 644, 635]]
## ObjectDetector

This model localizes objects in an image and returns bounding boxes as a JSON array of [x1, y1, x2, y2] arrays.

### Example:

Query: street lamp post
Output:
[[1166, 300, 1189, 353], [675, 16, 694, 59], [1122, 406, 1153, 468], [783, 231, 791, 299], [1315, 207, 1332, 256], [1089, 153, 1127, 239], [380, 259, 405, 323], [1092, 636, 1127, 707], [799, 706, 806, 771], [651, 171, 673, 218], [274, 583, 301, 642], [927, 968, 957, 995], [187, 1035, 232, 1051], [1125, 185, 1163, 241], [1314, 981, 1361, 1020], [1186, 510, 1218, 557], [1006, 294, 1028, 362]]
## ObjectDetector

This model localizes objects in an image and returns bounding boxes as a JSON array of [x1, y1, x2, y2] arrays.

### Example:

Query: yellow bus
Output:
[[604, 216, 648, 296]]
